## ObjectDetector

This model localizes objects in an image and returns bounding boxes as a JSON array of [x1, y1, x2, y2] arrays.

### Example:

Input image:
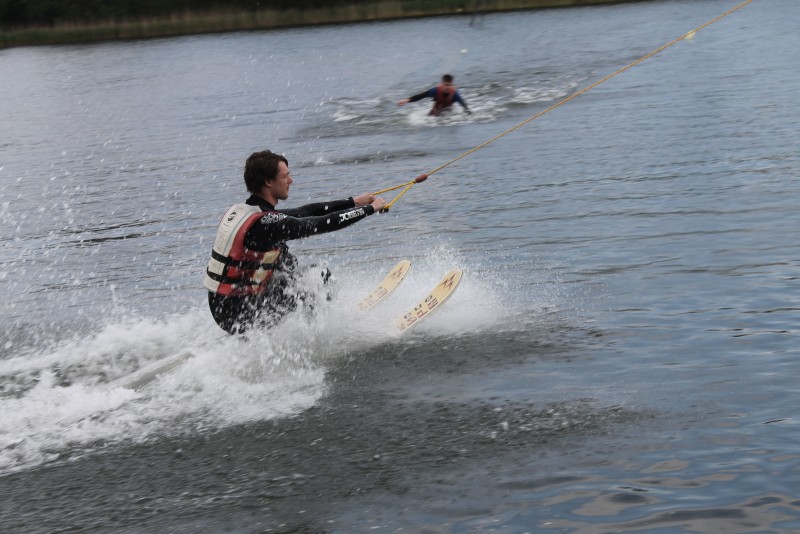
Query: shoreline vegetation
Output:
[[1, 0, 645, 49]]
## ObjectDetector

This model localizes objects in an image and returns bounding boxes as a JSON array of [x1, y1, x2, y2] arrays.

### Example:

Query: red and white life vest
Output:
[[430, 84, 457, 116], [203, 203, 283, 297]]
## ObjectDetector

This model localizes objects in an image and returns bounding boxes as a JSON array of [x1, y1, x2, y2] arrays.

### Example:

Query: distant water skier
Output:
[[204, 150, 386, 334], [397, 74, 471, 116]]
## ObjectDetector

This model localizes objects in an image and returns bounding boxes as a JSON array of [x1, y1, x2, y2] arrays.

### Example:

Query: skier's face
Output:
[[268, 162, 293, 201]]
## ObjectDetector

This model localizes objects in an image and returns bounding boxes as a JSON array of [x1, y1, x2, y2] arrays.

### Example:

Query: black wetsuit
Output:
[[208, 194, 375, 334]]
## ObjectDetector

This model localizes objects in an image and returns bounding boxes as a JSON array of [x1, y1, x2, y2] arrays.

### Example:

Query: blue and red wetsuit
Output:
[[407, 85, 471, 116]]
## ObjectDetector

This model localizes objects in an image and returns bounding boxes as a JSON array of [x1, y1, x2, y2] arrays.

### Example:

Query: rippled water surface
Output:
[[1, 0, 798, 531]]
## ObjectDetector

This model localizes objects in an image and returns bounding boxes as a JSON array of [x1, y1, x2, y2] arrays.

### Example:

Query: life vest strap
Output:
[[211, 249, 277, 271], [205, 269, 261, 286]]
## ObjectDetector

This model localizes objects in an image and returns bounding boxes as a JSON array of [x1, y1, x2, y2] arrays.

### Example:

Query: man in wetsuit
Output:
[[397, 74, 471, 116], [204, 150, 386, 334]]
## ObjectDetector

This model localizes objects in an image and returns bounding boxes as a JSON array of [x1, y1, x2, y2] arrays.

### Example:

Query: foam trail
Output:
[[0, 309, 327, 475], [0, 242, 543, 476]]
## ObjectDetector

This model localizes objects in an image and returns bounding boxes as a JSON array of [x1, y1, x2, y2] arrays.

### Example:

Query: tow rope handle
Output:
[[373, 173, 428, 211]]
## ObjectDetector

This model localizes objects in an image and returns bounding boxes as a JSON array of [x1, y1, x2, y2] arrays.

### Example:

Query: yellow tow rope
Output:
[[376, 0, 755, 211]]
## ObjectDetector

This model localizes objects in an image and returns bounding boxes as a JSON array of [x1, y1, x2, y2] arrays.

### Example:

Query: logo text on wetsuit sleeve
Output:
[[338, 208, 365, 223], [261, 212, 287, 224]]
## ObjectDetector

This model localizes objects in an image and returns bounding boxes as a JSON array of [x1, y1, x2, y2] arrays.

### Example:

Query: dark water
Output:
[[1, 0, 799, 531]]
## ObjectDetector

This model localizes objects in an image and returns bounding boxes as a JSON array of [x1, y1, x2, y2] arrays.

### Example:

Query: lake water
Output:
[[1, 0, 798, 531]]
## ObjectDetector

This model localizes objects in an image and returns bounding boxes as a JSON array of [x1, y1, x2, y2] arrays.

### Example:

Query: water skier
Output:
[[204, 150, 386, 334], [397, 74, 471, 116]]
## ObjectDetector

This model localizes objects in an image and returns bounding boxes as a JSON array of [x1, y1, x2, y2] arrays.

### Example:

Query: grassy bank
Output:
[[0, 0, 644, 49]]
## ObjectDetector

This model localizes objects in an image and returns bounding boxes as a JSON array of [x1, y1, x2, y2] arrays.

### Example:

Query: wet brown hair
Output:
[[243, 150, 288, 194]]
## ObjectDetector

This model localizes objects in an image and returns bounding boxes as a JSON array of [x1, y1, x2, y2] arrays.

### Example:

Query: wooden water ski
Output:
[[395, 268, 462, 332], [113, 350, 195, 391], [357, 259, 411, 311]]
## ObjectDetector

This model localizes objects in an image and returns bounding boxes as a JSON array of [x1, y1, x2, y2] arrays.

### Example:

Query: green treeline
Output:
[[0, 0, 468, 48], [0, 0, 641, 48], [0, 0, 373, 27]]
